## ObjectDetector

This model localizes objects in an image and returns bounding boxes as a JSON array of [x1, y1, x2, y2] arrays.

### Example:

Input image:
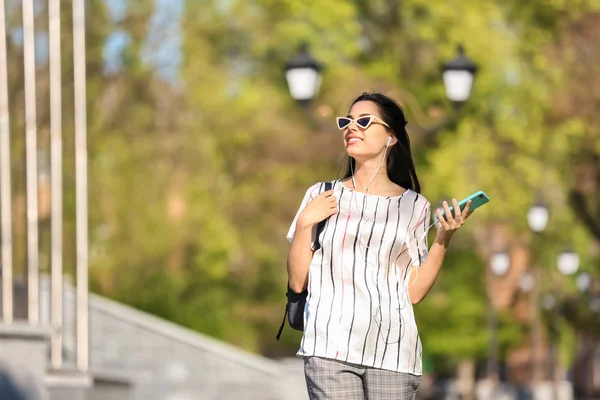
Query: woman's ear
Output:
[[387, 136, 398, 146]]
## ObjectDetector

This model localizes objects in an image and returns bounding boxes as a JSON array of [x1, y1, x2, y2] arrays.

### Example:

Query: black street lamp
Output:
[[412, 45, 478, 139], [519, 272, 536, 294], [283, 43, 479, 136], [491, 252, 511, 277], [527, 200, 550, 233], [442, 45, 478, 108], [539, 249, 580, 400], [488, 251, 511, 382], [557, 249, 580, 276], [285, 43, 323, 106], [526, 199, 549, 386], [576, 272, 591, 293]]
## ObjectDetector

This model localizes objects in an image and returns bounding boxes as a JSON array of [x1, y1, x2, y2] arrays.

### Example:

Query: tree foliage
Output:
[[3, 0, 599, 368]]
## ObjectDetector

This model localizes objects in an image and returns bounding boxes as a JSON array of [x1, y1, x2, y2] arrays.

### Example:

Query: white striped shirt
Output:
[[287, 180, 431, 375]]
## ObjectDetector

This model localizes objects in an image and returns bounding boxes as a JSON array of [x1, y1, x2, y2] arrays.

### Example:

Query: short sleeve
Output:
[[406, 201, 431, 267], [286, 183, 324, 247]]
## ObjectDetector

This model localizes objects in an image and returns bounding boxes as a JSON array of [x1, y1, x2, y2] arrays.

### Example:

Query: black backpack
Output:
[[276, 182, 332, 341]]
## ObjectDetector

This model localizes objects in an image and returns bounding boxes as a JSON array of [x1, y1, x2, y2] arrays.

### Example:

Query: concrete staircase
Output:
[[0, 279, 307, 400]]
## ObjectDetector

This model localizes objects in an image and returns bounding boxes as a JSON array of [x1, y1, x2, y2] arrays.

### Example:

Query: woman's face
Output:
[[342, 101, 393, 159]]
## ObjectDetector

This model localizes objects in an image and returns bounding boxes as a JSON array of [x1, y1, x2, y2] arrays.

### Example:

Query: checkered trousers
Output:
[[304, 356, 420, 400]]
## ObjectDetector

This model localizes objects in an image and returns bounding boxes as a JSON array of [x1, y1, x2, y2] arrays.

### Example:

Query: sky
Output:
[[5, 0, 184, 83], [104, 0, 184, 82]]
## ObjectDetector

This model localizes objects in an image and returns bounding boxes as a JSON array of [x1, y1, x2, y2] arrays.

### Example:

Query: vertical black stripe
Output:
[[414, 227, 420, 265], [413, 333, 420, 373], [411, 203, 426, 372], [398, 259, 412, 370], [301, 182, 325, 352], [324, 186, 344, 354], [396, 197, 418, 370], [402, 259, 413, 288], [419, 205, 430, 264], [344, 195, 366, 361], [393, 253, 406, 369], [372, 198, 392, 366], [396, 198, 420, 369], [407, 196, 419, 266], [413, 202, 429, 266], [360, 198, 379, 364], [380, 197, 403, 368]]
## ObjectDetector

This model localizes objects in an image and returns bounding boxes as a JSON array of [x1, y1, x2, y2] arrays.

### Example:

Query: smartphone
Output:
[[434, 191, 490, 222]]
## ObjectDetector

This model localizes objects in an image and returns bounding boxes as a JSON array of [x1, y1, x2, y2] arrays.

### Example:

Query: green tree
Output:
[[9, 0, 589, 372]]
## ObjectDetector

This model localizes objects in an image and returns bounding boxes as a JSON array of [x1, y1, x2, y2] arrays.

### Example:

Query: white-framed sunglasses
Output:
[[336, 115, 390, 130]]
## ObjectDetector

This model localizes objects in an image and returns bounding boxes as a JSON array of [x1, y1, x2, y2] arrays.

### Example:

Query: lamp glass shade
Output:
[[527, 205, 549, 233], [490, 252, 510, 276], [519, 273, 535, 293], [576, 272, 591, 292], [557, 250, 579, 276], [285, 68, 321, 101], [443, 70, 474, 103]]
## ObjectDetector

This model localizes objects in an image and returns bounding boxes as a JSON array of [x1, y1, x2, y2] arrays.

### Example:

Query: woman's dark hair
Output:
[[342, 92, 421, 193]]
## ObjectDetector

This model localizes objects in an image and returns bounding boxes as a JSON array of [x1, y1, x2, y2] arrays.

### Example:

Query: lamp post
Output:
[[573, 271, 599, 398], [488, 251, 510, 382], [527, 200, 549, 385], [545, 250, 580, 400], [407, 44, 478, 139], [442, 45, 478, 109], [285, 43, 323, 107], [541, 291, 559, 400]]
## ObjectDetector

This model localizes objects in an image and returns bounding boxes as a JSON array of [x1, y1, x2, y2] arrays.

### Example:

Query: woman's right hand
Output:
[[297, 190, 338, 229]]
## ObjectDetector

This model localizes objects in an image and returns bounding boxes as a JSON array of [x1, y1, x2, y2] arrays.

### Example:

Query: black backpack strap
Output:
[[277, 181, 333, 341], [275, 303, 288, 341], [313, 181, 333, 251]]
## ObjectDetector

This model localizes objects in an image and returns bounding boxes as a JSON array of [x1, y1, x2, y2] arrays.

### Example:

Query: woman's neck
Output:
[[350, 160, 392, 193]]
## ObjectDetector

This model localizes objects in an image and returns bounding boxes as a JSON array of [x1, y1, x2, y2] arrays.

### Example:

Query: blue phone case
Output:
[[434, 191, 490, 222]]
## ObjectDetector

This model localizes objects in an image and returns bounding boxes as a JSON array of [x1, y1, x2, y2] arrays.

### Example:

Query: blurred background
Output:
[[0, 0, 599, 399]]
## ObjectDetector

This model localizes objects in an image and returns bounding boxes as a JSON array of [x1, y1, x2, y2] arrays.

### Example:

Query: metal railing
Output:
[[0, 0, 89, 373], [0, 0, 13, 327], [49, 0, 64, 370]]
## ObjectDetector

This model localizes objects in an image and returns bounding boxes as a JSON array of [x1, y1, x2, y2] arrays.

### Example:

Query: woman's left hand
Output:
[[435, 198, 472, 246]]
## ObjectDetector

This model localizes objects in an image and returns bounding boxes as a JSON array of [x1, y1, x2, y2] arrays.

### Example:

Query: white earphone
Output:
[[387, 136, 392, 146]]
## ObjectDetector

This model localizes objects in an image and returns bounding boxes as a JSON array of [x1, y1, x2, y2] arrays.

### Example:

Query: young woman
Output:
[[286, 92, 472, 399]]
